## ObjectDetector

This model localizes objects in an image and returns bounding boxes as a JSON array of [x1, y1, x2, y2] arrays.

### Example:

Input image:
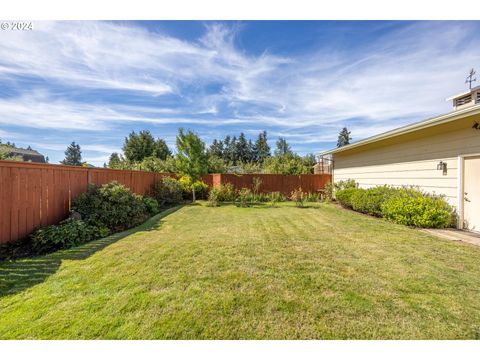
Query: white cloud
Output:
[[1, 21, 480, 154]]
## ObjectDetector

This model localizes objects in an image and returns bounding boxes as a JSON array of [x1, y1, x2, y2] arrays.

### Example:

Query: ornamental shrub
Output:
[[73, 181, 147, 232], [142, 196, 159, 215], [207, 187, 220, 207], [214, 183, 236, 202], [290, 187, 306, 208], [236, 188, 252, 207], [381, 187, 455, 228], [31, 218, 109, 254], [305, 192, 321, 202], [179, 175, 209, 200], [150, 176, 183, 205], [334, 179, 357, 191], [350, 186, 396, 217], [335, 188, 357, 208]]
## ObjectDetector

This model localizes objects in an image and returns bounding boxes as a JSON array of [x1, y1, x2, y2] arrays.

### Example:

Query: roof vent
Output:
[[446, 69, 480, 111]]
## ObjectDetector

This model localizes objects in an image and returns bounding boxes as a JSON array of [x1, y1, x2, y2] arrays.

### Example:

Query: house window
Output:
[[476, 92, 480, 104], [456, 95, 472, 107]]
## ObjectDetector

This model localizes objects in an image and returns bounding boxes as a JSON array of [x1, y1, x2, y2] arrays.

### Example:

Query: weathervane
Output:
[[465, 68, 476, 90]]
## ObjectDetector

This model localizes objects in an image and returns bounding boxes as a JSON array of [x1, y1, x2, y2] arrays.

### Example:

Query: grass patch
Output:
[[1, 202, 479, 339]]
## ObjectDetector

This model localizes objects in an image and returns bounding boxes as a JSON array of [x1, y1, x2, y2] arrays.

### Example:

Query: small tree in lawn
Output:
[[61, 141, 82, 166], [175, 128, 208, 202]]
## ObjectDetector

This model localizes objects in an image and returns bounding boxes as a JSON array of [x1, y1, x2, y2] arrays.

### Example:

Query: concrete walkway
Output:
[[422, 228, 480, 247]]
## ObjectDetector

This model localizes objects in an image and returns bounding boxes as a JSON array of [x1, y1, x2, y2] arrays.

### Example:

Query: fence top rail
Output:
[[0, 160, 173, 176], [0, 161, 331, 178]]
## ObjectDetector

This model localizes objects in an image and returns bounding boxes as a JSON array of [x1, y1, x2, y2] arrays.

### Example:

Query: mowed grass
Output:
[[1, 202, 480, 339]]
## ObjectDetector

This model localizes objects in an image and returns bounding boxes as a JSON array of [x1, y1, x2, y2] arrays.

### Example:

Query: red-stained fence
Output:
[[0, 160, 331, 244], [0, 160, 173, 244]]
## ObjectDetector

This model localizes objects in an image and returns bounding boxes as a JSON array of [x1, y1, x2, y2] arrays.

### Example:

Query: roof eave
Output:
[[319, 105, 480, 156]]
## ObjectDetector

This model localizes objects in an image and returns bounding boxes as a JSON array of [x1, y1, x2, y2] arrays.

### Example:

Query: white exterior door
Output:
[[464, 156, 480, 232]]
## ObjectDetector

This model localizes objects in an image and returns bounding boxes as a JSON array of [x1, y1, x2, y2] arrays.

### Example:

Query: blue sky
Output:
[[1, 20, 479, 166]]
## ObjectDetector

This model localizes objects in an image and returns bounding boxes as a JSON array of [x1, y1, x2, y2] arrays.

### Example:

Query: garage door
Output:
[[464, 156, 480, 232]]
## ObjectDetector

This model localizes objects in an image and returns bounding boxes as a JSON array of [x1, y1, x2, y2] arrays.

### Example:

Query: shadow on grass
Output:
[[0, 205, 183, 298]]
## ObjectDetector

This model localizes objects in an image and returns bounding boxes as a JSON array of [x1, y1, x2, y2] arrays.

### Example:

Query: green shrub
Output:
[[254, 192, 270, 203], [335, 179, 357, 191], [290, 188, 306, 208], [31, 218, 109, 254], [142, 196, 159, 215], [335, 188, 357, 208], [323, 182, 334, 202], [179, 176, 209, 200], [252, 177, 263, 202], [350, 186, 396, 217], [150, 176, 183, 205], [73, 181, 147, 232], [305, 192, 320, 202], [236, 188, 251, 207], [214, 183, 236, 202], [270, 192, 286, 203], [381, 188, 455, 228], [207, 187, 220, 207]]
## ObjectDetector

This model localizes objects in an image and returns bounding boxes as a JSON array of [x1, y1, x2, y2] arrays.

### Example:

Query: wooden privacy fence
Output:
[[0, 160, 331, 244], [0, 160, 173, 245], [208, 173, 332, 196]]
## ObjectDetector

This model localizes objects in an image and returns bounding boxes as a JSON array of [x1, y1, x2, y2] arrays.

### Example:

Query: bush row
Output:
[[207, 184, 323, 207], [335, 183, 455, 228], [31, 181, 160, 254]]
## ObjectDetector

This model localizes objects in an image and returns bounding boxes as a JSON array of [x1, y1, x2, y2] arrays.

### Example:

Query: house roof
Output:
[[319, 104, 480, 156], [0, 145, 46, 163]]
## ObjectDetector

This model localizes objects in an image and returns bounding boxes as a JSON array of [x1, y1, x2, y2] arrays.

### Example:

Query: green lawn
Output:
[[1, 202, 480, 339]]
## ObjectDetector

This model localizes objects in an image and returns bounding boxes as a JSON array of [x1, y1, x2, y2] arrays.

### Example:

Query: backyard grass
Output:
[[1, 202, 480, 339]]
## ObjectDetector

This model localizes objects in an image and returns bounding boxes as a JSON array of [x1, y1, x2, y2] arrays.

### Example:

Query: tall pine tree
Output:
[[274, 137, 292, 157], [337, 127, 352, 147], [254, 131, 270, 163], [61, 142, 82, 166]]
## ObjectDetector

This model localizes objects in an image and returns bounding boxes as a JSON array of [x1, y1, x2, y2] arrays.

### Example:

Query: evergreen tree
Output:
[[236, 133, 250, 163], [209, 139, 224, 158], [337, 127, 352, 147], [303, 153, 317, 167], [108, 152, 123, 169], [61, 141, 82, 166], [226, 136, 238, 163], [123, 130, 156, 162], [247, 139, 255, 163], [175, 128, 208, 201], [223, 135, 231, 162], [45, 156, 49, 163], [274, 137, 293, 157], [152, 138, 171, 160], [253, 131, 270, 162]]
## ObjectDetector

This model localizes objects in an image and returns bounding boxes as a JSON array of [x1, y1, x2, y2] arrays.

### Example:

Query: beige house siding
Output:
[[332, 115, 480, 207]]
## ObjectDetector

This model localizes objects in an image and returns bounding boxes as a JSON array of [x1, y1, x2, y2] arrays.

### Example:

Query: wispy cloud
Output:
[[1, 21, 480, 166]]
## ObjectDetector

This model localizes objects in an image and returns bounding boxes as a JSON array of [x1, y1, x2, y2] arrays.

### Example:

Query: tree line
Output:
[[56, 126, 352, 176]]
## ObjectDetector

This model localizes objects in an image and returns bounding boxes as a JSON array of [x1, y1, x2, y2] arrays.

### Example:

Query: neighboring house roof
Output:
[[0, 145, 46, 163], [319, 104, 480, 156]]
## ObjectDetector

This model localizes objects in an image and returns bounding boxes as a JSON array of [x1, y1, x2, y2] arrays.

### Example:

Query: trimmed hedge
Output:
[[336, 185, 455, 228], [381, 188, 455, 228], [335, 188, 358, 208]]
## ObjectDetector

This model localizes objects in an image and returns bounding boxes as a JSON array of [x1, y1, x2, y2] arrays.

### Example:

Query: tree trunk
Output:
[[192, 185, 196, 202]]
